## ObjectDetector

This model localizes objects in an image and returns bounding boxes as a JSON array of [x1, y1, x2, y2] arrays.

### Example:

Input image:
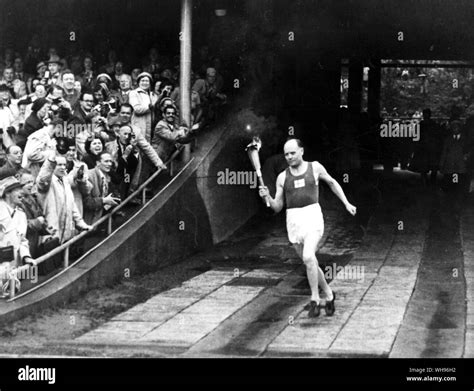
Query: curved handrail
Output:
[[7, 145, 186, 299]]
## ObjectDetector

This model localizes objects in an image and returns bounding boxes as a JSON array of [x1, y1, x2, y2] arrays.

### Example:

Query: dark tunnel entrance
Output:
[[277, 57, 474, 177]]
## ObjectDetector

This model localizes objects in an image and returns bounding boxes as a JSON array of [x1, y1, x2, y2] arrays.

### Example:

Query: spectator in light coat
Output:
[[22, 120, 59, 178], [128, 72, 158, 142]]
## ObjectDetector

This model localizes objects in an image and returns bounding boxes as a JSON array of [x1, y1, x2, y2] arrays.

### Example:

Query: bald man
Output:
[[259, 138, 357, 317]]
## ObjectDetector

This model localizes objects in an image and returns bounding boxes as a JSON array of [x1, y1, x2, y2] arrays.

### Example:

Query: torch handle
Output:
[[256, 173, 270, 208]]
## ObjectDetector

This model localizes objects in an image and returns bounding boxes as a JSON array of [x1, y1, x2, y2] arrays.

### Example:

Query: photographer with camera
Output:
[[114, 104, 166, 190], [46, 85, 73, 121], [92, 83, 119, 117], [105, 124, 141, 202], [68, 91, 96, 156], [70, 91, 111, 158]]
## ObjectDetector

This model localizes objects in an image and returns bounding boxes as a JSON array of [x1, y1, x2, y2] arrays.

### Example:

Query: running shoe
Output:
[[308, 300, 320, 318], [325, 291, 336, 316]]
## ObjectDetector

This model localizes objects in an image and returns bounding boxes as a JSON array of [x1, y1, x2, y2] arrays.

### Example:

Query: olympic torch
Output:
[[246, 136, 270, 207]]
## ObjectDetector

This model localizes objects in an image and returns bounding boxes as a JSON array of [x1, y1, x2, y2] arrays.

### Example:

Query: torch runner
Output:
[[246, 136, 270, 207]]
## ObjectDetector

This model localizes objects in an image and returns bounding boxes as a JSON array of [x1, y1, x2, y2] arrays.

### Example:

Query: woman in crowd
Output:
[[128, 72, 158, 142], [82, 136, 105, 169], [16, 97, 50, 150]]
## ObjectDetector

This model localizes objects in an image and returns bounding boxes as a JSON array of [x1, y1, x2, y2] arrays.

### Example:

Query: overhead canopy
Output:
[[2, 0, 474, 62]]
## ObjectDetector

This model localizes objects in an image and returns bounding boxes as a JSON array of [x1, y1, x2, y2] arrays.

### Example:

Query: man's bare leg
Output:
[[294, 236, 333, 303]]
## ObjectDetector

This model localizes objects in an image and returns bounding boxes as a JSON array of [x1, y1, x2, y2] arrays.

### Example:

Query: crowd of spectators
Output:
[[0, 44, 228, 291]]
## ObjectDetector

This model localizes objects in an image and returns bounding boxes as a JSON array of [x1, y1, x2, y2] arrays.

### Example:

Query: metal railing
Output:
[[6, 146, 187, 300]]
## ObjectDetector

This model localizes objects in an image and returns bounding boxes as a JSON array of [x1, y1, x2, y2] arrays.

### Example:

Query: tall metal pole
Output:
[[180, 0, 192, 163]]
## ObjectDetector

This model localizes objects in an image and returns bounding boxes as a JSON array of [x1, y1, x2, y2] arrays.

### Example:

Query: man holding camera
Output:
[[105, 124, 144, 201], [116, 103, 166, 185], [69, 92, 99, 157]]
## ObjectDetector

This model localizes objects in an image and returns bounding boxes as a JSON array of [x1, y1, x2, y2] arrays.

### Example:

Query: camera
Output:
[[93, 98, 117, 118], [48, 98, 71, 121], [125, 132, 136, 144], [41, 70, 51, 86], [96, 116, 107, 127], [92, 102, 110, 118]]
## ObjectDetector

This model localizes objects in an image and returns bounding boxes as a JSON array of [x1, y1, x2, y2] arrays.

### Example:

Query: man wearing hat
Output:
[[96, 73, 113, 87], [128, 71, 158, 142], [0, 176, 34, 267], [36, 61, 47, 82], [45, 54, 61, 86]]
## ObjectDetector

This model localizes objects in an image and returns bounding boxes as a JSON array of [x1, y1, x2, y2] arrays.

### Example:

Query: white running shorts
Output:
[[286, 203, 324, 245]]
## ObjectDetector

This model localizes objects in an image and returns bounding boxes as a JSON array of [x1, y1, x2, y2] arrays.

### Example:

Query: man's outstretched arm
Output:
[[316, 162, 357, 215]]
